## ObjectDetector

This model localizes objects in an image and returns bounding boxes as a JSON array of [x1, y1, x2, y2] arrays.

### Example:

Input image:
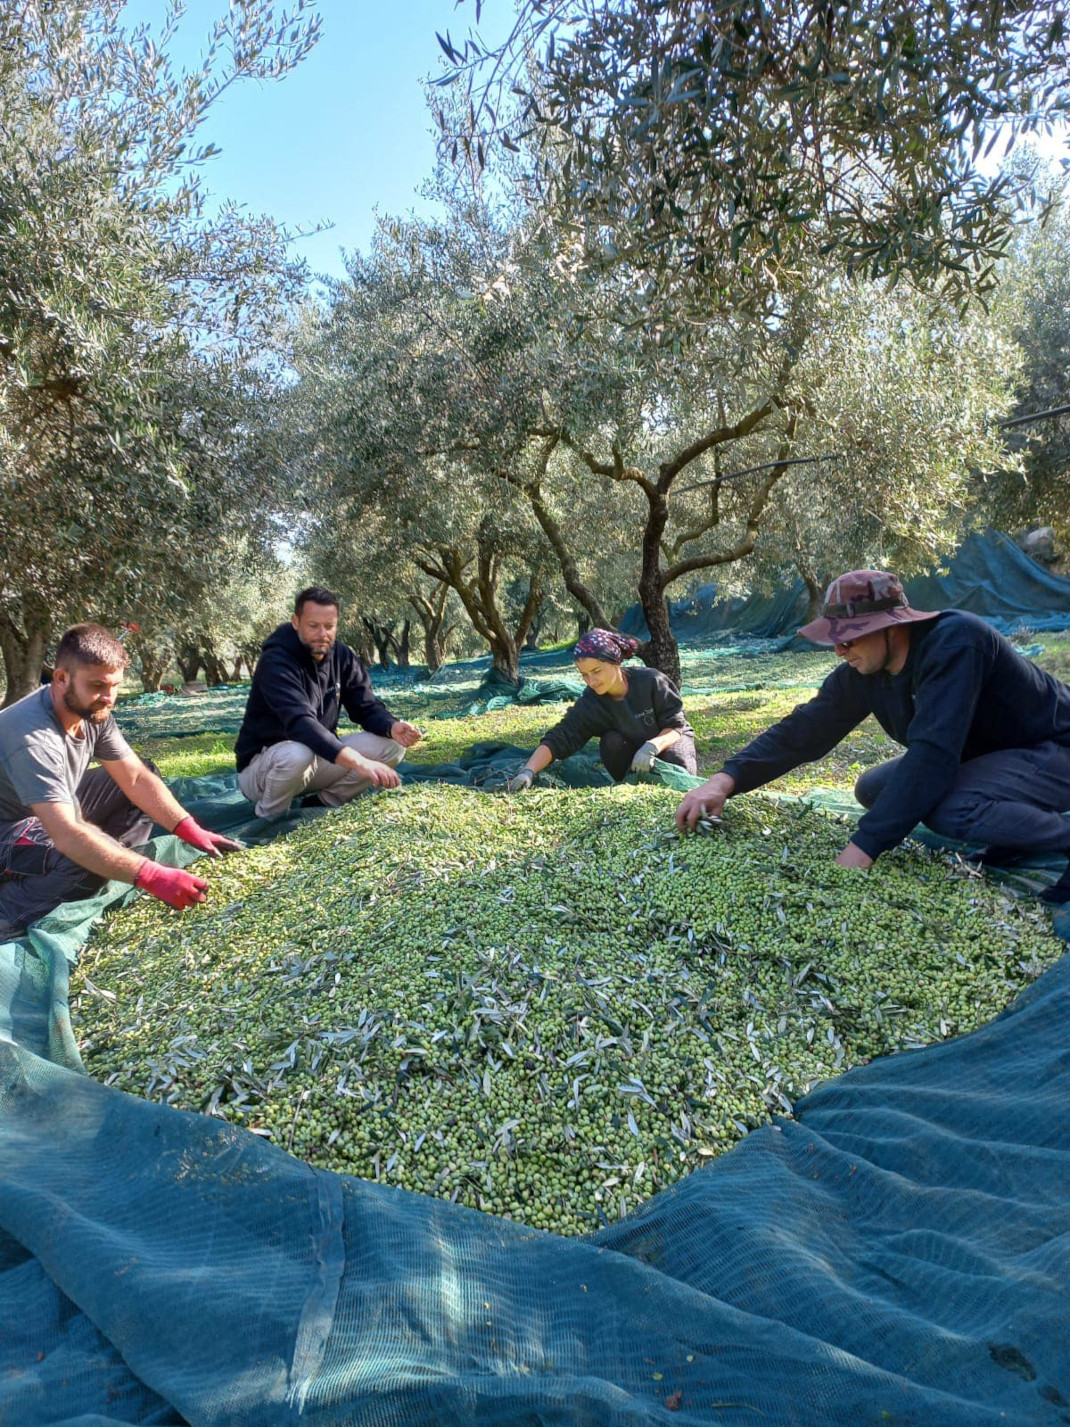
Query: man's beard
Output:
[[62, 688, 111, 723]]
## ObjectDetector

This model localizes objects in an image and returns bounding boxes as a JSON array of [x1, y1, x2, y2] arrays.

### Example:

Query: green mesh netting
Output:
[[5, 561, 1070, 1421], [2, 760, 1069, 1424], [115, 644, 839, 745], [620, 529, 1070, 644], [430, 669, 586, 719]]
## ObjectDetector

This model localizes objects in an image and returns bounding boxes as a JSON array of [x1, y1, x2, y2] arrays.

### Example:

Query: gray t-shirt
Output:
[[0, 686, 132, 822]]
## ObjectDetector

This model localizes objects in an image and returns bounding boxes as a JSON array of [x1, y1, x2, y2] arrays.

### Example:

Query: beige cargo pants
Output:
[[237, 731, 405, 818]]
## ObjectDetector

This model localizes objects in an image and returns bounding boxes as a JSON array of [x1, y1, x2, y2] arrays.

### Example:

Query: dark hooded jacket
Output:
[[235, 624, 395, 773], [540, 667, 693, 762], [721, 611, 1070, 859]]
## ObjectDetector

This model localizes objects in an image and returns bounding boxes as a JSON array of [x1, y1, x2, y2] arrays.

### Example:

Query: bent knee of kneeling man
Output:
[[853, 769, 881, 809], [924, 790, 989, 841], [381, 737, 406, 767], [269, 740, 318, 775], [853, 756, 904, 810]]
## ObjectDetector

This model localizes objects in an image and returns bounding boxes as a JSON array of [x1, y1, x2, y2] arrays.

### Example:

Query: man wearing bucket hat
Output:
[[676, 569, 1070, 902]]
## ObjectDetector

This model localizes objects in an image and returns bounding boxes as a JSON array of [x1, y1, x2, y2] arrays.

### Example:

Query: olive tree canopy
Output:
[[437, 1, 1070, 320], [0, 0, 318, 703]]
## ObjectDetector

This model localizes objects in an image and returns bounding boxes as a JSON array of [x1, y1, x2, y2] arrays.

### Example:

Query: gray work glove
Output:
[[630, 740, 659, 774], [506, 767, 535, 793]]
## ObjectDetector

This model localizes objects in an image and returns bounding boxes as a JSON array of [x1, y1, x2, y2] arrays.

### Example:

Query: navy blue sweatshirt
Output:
[[541, 666, 693, 762], [235, 624, 395, 773], [721, 611, 1070, 859]]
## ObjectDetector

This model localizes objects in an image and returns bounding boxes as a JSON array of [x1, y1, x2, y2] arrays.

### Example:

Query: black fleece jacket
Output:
[[235, 624, 395, 772], [721, 611, 1070, 859], [540, 666, 693, 762]]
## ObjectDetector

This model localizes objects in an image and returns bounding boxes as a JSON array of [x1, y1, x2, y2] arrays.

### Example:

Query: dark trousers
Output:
[[0, 764, 157, 937], [599, 729, 698, 784], [854, 742, 1070, 853]]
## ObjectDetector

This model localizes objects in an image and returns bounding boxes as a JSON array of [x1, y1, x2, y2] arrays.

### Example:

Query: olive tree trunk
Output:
[[409, 582, 452, 674], [414, 522, 542, 683], [201, 640, 228, 687], [132, 640, 170, 693], [0, 604, 52, 708], [173, 639, 203, 684]]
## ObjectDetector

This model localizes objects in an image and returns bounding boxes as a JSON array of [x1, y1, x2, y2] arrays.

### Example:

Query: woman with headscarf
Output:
[[506, 629, 697, 791]]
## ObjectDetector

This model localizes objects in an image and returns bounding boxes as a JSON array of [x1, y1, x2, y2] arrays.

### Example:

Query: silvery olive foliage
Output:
[[742, 281, 1022, 614], [300, 508, 473, 674], [154, 545, 297, 690], [285, 205, 574, 682], [285, 178, 817, 685], [290, 173, 1021, 685], [437, 1, 1070, 323], [0, 0, 318, 703], [975, 194, 1070, 542]]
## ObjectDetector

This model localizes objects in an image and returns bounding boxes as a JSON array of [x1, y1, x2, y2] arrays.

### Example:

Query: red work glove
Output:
[[171, 816, 244, 858], [135, 860, 209, 910]]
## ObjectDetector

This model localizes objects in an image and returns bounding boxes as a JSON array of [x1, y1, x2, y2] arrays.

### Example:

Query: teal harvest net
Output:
[[620, 529, 1070, 644], [2, 749, 1070, 1424]]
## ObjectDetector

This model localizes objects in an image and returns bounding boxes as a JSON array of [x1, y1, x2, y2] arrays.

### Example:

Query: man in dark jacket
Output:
[[235, 586, 422, 818], [676, 569, 1070, 902]]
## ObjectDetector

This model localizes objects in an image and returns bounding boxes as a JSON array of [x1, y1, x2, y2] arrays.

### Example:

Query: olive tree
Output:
[[439, 1, 1070, 317], [973, 193, 1070, 541], [286, 243, 559, 681], [745, 282, 1021, 615], [301, 509, 467, 673], [294, 180, 1017, 685], [170, 544, 296, 686], [285, 187, 811, 683], [0, 0, 317, 703]]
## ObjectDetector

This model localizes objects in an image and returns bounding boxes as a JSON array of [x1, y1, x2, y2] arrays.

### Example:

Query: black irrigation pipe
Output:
[[676, 451, 844, 495], [998, 404, 1070, 429]]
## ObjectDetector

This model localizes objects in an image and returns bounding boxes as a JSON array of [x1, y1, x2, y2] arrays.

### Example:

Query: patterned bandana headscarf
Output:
[[573, 629, 640, 664]]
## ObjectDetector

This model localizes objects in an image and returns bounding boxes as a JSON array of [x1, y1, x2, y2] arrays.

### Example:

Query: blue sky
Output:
[[123, 0, 499, 282]]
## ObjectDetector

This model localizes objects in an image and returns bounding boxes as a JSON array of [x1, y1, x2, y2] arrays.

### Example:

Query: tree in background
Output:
[[746, 282, 1020, 616], [302, 507, 468, 674], [439, 1, 1069, 321], [286, 188, 812, 684], [0, 0, 317, 704], [974, 192, 1070, 545], [430, 10, 1054, 668], [286, 214, 565, 683], [172, 547, 295, 686], [125, 544, 294, 691], [295, 161, 1022, 684]]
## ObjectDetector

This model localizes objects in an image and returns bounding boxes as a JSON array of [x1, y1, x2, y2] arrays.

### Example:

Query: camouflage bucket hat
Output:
[[798, 570, 938, 646]]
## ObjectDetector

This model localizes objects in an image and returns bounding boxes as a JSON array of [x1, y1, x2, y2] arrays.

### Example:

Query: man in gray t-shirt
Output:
[[0, 623, 241, 938]]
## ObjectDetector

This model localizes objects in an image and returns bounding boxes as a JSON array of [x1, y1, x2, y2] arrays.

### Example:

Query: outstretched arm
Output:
[[32, 799, 146, 884], [102, 755, 187, 830], [31, 800, 209, 908], [103, 756, 243, 855], [507, 743, 554, 792]]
